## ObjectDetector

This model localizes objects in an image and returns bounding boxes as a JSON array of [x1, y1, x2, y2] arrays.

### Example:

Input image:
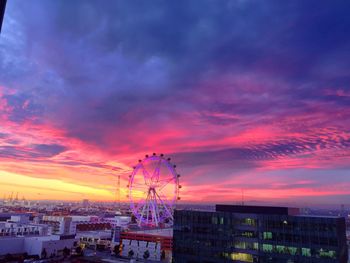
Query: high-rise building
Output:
[[173, 205, 348, 263]]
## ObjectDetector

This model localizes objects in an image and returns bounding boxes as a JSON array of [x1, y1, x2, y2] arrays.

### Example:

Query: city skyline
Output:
[[0, 0, 350, 205]]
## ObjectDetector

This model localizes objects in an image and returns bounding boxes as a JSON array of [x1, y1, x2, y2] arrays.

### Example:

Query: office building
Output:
[[173, 205, 348, 263]]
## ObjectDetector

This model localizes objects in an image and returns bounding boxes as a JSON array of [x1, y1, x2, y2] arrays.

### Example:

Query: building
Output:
[[0, 234, 77, 258], [104, 215, 131, 230], [120, 228, 172, 262], [0, 215, 49, 237], [173, 205, 348, 263], [42, 216, 76, 235], [82, 199, 89, 208], [77, 230, 112, 250], [0, 222, 48, 237], [76, 222, 111, 232]]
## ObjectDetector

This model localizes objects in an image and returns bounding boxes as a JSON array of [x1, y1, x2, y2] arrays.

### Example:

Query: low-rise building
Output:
[[120, 228, 172, 262], [0, 222, 49, 237], [77, 230, 112, 250], [0, 235, 77, 258], [42, 216, 76, 235]]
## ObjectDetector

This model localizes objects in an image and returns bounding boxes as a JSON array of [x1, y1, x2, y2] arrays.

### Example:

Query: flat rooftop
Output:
[[216, 204, 300, 215], [128, 228, 173, 238], [76, 230, 112, 239]]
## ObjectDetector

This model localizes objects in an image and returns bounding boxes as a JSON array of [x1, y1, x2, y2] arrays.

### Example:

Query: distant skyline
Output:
[[0, 0, 350, 205]]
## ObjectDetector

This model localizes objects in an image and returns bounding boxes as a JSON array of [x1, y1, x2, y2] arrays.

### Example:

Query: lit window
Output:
[[231, 252, 253, 262], [302, 248, 311, 257]]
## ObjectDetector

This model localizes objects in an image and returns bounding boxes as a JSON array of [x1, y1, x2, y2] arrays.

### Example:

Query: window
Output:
[[263, 232, 273, 240], [302, 248, 311, 257], [230, 252, 253, 262], [319, 249, 336, 259], [276, 245, 285, 253], [262, 244, 273, 253]]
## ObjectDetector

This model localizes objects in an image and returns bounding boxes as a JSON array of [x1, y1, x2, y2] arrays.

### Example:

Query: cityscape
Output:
[[1, 0, 350, 262]]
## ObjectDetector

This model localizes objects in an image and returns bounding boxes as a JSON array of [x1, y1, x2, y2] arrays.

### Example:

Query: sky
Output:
[[0, 0, 350, 206]]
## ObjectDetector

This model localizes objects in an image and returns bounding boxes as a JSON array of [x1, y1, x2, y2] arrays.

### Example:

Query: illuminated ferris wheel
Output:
[[127, 153, 181, 227]]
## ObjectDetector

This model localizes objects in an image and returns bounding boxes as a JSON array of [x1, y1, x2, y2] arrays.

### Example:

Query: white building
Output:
[[42, 216, 76, 235], [0, 235, 77, 257], [122, 239, 161, 260], [104, 215, 131, 230], [0, 222, 49, 237], [70, 215, 99, 223], [120, 228, 172, 262], [77, 230, 112, 250], [9, 215, 30, 224]]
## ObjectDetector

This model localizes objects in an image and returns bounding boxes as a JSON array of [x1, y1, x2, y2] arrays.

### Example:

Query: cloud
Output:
[[0, 143, 67, 159], [0, 0, 350, 203]]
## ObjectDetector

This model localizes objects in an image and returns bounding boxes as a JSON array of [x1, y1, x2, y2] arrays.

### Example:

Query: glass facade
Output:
[[173, 206, 348, 263]]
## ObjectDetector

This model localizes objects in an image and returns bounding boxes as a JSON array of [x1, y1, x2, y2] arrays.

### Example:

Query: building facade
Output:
[[173, 205, 348, 263], [42, 216, 76, 235], [120, 228, 173, 262]]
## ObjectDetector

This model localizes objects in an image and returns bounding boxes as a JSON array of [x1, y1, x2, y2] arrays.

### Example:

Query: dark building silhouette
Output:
[[173, 205, 348, 263], [0, 0, 6, 33]]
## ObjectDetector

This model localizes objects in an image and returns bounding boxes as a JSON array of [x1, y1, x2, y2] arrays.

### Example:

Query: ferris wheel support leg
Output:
[[155, 191, 174, 221], [153, 192, 160, 226], [139, 192, 150, 227], [145, 194, 150, 225], [151, 191, 159, 227], [138, 203, 146, 227]]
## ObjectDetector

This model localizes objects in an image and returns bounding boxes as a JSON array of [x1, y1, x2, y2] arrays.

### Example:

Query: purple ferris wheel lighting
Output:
[[128, 154, 180, 227]]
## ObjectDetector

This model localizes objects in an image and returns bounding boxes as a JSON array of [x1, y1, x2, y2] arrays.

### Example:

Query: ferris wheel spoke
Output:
[[157, 177, 175, 182], [141, 164, 152, 186], [158, 177, 176, 191], [158, 187, 176, 204], [134, 197, 147, 212], [151, 159, 162, 183], [154, 191, 174, 220]]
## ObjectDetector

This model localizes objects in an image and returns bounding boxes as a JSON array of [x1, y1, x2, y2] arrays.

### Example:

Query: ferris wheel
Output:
[[127, 153, 181, 227]]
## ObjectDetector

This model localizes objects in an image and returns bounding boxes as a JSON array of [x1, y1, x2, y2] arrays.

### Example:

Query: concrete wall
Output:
[[0, 236, 76, 257], [0, 237, 24, 255], [24, 235, 76, 256]]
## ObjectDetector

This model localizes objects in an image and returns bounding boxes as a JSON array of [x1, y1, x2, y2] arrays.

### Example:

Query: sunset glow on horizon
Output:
[[1, 0, 350, 205]]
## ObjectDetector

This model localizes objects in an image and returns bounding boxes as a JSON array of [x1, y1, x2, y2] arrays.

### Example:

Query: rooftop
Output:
[[128, 228, 173, 238], [216, 204, 300, 215]]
